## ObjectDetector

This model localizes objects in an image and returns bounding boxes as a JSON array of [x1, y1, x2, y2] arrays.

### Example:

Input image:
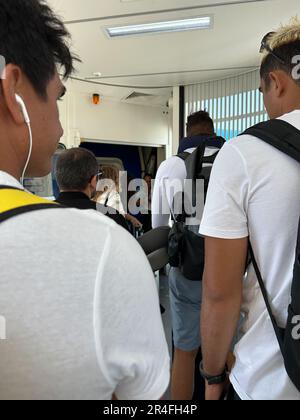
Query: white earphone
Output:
[[15, 94, 33, 185], [15, 94, 30, 124]]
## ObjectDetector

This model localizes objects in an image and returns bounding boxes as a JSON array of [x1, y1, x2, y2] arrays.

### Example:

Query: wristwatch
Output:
[[199, 361, 227, 385]]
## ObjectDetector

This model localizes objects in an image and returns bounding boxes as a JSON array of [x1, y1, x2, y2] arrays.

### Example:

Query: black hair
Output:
[[260, 40, 300, 89], [0, 0, 77, 98], [186, 110, 215, 136], [56, 148, 99, 191]]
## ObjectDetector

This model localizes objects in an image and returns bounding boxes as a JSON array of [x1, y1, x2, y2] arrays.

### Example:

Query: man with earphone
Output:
[[0, 0, 170, 401]]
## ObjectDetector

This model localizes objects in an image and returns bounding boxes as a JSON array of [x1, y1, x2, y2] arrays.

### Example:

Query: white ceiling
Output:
[[48, 0, 300, 103]]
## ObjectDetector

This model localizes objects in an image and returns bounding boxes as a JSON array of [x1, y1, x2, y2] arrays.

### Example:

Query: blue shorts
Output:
[[169, 267, 202, 352]]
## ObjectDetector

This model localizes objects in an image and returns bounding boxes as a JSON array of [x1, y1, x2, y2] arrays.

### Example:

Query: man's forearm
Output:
[[201, 295, 242, 375]]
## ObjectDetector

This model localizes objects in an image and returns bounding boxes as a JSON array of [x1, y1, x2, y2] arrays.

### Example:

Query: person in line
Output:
[[55, 147, 129, 231], [0, 0, 170, 400], [152, 110, 224, 400], [95, 165, 143, 231], [199, 19, 300, 400]]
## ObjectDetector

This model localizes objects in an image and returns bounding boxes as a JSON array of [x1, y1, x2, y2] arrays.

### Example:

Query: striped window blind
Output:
[[185, 70, 268, 140]]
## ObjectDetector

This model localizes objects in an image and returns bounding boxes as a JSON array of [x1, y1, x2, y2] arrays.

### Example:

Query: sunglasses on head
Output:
[[96, 171, 103, 181], [90, 171, 103, 183], [260, 32, 286, 65]]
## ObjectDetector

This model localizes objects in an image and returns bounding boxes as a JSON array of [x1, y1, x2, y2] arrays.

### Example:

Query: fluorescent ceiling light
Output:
[[106, 16, 212, 38]]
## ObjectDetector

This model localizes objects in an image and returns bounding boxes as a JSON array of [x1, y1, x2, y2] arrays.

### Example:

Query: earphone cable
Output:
[[21, 121, 33, 186]]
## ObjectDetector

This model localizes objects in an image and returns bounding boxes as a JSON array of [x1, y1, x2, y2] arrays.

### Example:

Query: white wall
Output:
[[58, 80, 170, 149]]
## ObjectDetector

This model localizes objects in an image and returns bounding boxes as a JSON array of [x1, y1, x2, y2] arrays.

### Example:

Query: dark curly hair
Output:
[[186, 110, 215, 136]]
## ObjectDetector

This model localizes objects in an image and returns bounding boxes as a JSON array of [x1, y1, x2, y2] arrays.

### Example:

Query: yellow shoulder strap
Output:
[[0, 188, 56, 214]]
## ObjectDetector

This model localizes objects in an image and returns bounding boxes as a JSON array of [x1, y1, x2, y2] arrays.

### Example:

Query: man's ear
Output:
[[90, 175, 97, 190], [269, 71, 286, 98], [1, 64, 27, 125]]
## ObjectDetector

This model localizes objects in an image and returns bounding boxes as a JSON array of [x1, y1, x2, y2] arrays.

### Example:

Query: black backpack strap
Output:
[[243, 119, 300, 164], [0, 186, 62, 224], [0, 203, 62, 224], [174, 144, 219, 217], [0, 185, 22, 191], [243, 120, 300, 355], [177, 143, 219, 168], [177, 152, 190, 162], [249, 243, 285, 351], [202, 151, 220, 165], [182, 144, 207, 213], [184, 143, 206, 180]]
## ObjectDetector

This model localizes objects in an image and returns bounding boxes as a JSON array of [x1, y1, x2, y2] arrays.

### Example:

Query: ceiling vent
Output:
[[124, 91, 155, 101]]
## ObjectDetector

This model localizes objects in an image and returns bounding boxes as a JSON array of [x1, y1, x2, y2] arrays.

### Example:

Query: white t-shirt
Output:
[[200, 110, 300, 400], [152, 147, 219, 228], [0, 172, 170, 400]]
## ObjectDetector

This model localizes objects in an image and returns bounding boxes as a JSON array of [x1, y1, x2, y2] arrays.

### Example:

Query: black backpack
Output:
[[243, 119, 300, 392], [168, 143, 221, 281]]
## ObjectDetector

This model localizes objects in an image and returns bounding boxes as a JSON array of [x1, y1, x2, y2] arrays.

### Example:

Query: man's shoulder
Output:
[[157, 155, 186, 178], [51, 207, 145, 261], [228, 133, 258, 147], [225, 133, 270, 156], [218, 128, 296, 172], [11, 205, 136, 259], [228, 126, 300, 161], [20, 205, 120, 235]]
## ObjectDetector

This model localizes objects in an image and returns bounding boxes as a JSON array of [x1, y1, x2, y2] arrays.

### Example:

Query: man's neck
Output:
[[279, 86, 300, 116], [280, 105, 300, 117], [0, 125, 25, 181], [188, 132, 213, 138], [0, 153, 22, 182], [0, 169, 22, 186], [0, 166, 21, 182]]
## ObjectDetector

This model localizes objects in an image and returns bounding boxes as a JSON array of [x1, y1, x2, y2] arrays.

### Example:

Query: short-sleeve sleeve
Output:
[[152, 157, 186, 229], [199, 142, 249, 239]]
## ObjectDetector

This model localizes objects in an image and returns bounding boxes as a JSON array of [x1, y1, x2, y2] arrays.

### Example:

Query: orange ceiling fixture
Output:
[[92, 93, 100, 105]]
